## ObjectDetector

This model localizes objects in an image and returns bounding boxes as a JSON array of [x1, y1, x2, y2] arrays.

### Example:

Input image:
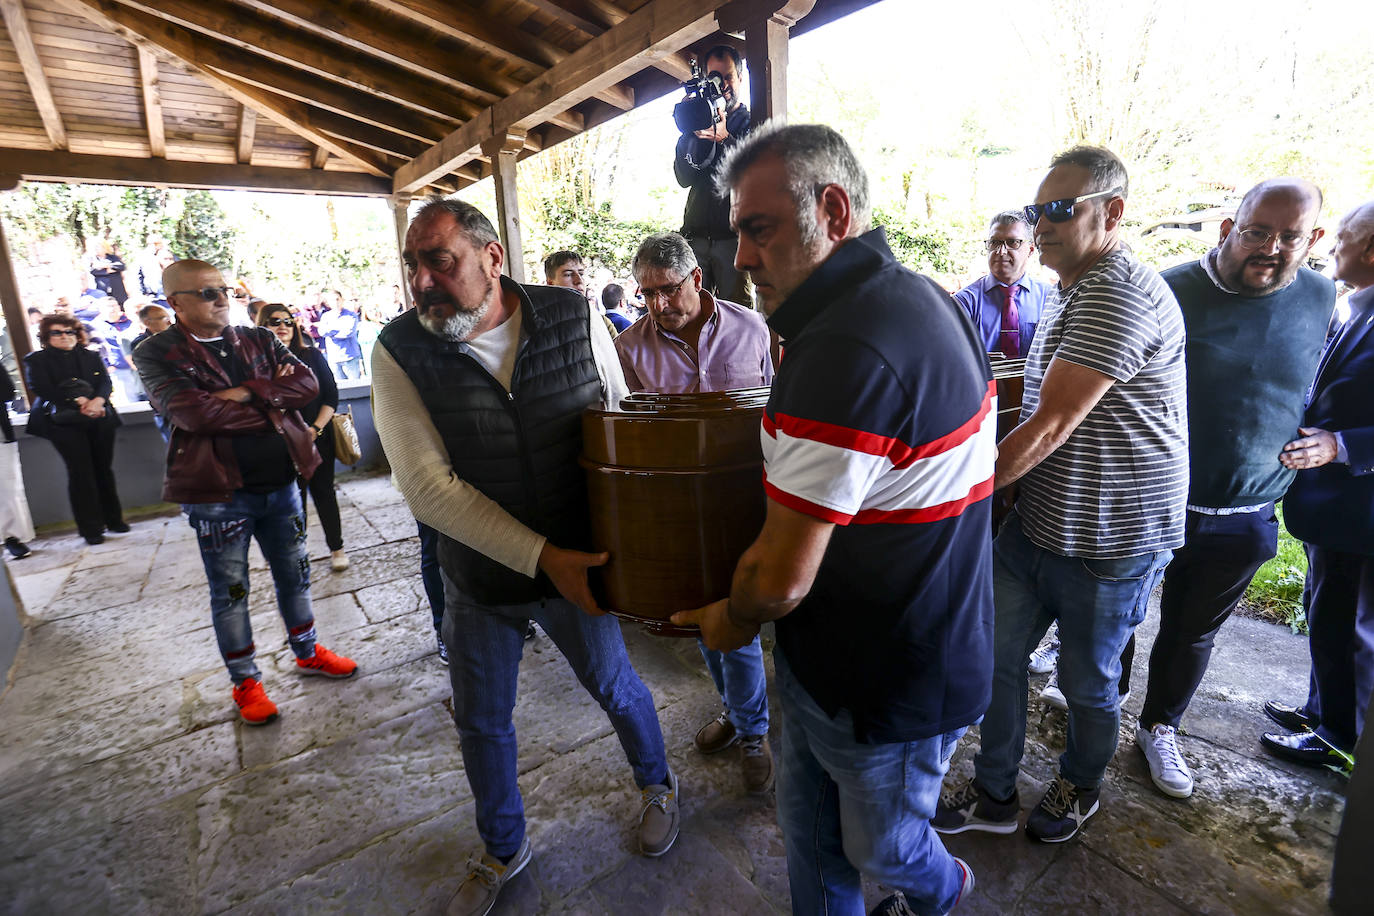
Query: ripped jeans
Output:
[[185, 484, 316, 685]]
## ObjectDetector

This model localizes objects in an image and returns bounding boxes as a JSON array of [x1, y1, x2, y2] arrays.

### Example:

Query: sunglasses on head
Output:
[[170, 286, 231, 302], [1023, 187, 1122, 225], [266, 317, 295, 327]]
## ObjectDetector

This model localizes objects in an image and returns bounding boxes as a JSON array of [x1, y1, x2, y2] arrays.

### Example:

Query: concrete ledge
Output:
[[16, 380, 383, 528]]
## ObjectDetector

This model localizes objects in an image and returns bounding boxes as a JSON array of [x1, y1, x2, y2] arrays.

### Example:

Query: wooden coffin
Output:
[[581, 388, 771, 636], [988, 355, 1026, 527]]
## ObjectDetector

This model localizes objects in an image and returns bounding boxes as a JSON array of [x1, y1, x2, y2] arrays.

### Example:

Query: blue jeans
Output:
[[441, 573, 669, 859], [417, 521, 443, 634], [333, 356, 364, 380], [775, 651, 967, 916], [975, 511, 1171, 797], [698, 636, 769, 736], [185, 484, 316, 685]]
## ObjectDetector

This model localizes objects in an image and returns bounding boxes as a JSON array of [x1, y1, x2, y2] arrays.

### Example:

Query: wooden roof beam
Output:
[[235, 104, 255, 164], [60, 0, 392, 176], [105, 0, 518, 127], [395, 0, 737, 194], [311, 146, 329, 169], [0, 0, 68, 150], [137, 46, 165, 158], [367, 0, 634, 110], [0, 148, 393, 195], [524, 0, 694, 82]]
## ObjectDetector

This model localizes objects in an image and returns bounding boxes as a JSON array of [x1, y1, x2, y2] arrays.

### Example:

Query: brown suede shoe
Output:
[[694, 712, 738, 754], [740, 735, 775, 795]]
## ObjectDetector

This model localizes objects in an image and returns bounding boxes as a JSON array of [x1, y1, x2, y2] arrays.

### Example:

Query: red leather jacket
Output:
[[132, 324, 322, 503]]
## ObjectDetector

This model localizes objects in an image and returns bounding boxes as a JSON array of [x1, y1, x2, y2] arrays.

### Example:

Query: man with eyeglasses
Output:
[[935, 146, 1187, 844], [1263, 199, 1374, 779], [133, 260, 358, 728], [615, 231, 775, 795], [954, 211, 1050, 358], [1117, 179, 1333, 799]]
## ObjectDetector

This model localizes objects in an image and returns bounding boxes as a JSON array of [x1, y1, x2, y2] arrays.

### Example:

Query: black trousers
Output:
[[1331, 690, 1374, 913], [298, 425, 343, 552], [1304, 545, 1374, 752], [46, 422, 124, 540], [1136, 506, 1278, 728], [686, 235, 751, 305]]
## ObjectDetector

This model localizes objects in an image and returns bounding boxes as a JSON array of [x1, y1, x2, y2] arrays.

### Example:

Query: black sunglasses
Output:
[[266, 317, 296, 327], [1024, 187, 1121, 225], [48, 329, 78, 337], [170, 286, 231, 301]]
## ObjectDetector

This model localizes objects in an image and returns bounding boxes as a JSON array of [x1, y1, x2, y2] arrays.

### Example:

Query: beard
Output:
[[417, 288, 491, 341]]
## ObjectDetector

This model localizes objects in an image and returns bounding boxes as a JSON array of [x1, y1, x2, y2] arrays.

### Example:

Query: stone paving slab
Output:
[[0, 472, 1348, 915]]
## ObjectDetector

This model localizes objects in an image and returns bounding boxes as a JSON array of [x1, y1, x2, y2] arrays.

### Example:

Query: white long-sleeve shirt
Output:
[[371, 300, 627, 577]]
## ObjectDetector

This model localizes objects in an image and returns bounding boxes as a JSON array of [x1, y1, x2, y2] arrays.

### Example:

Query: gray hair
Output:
[[715, 122, 872, 243], [631, 232, 698, 282], [413, 195, 499, 248], [989, 210, 1032, 235], [1049, 145, 1129, 201]]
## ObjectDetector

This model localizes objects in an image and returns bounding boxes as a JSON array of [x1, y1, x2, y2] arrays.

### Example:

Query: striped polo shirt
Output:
[[1016, 248, 1188, 559], [764, 229, 997, 743]]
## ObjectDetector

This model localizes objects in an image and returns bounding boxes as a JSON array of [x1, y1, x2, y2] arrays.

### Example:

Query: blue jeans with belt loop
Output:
[[774, 650, 968, 915], [441, 573, 669, 860], [975, 510, 1172, 798], [698, 635, 770, 737], [185, 483, 316, 685]]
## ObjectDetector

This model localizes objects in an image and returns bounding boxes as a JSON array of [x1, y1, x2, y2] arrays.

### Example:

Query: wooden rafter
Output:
[[395, 0, 732, 193], [60, 0, 393, 177], [366, 0, 634, 110], [137, 46, 165, 158], [311, 146, 329, 169], [523, 0, 694, 81], [234, 104, 255, 164], [0, 0, 68, 150], [0, 147, 393, 195]]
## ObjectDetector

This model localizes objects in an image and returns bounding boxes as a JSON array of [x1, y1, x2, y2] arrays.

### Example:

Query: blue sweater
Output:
[[1162, 261, 1334, 508]]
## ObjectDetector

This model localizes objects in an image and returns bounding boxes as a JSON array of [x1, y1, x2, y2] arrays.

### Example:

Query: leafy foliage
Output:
[[172, 191, 237, 268], [874, 208, 954, 275], [1242, 506, 1308, 635]]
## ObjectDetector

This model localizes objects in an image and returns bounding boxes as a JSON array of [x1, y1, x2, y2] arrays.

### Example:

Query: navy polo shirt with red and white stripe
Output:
[[765, 228, 996, 744]]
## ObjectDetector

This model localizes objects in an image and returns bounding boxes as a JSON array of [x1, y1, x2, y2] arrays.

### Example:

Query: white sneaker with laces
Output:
[[1136, 723, 1193, 798], [1028, 631, 1060, 675], [1038, 669, 1067, 710]]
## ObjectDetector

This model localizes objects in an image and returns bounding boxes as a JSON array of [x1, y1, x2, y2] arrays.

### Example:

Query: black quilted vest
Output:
[[378, 279, 601, 604]]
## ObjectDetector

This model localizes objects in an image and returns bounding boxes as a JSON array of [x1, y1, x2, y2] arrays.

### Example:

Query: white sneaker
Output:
[[1136, 723, 1193, 798], [1038, 669, 1067, 710], [330, 550, 349, 571], [1028, 630, 1060, 675]]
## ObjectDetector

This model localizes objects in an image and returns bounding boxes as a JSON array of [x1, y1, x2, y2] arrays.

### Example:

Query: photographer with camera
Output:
[[673, 45, 751, 305]]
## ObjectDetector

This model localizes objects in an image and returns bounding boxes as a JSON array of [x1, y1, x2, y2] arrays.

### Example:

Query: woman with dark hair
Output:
[[24, 314, 127, 544], [256, 304, 348, 570]]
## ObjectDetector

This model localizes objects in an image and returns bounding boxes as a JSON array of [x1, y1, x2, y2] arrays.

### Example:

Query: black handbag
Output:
[[48, 377, 99, 426]]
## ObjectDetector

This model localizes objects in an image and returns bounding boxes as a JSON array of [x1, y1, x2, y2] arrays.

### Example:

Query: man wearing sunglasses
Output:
[[133, 260, 358, 728], [615, 231, 775, 796], [936, 146, 1187, 844], [1124, 179, 1332, 798], [953, 211, 1050, 358]]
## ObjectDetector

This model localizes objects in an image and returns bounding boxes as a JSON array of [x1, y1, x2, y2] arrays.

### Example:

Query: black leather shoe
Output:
[[1260, 731, 1348, 768], [1263, 700, 1316, 732]]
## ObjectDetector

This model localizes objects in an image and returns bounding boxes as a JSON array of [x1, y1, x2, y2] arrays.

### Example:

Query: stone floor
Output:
[[0, 472, 1347, 915]]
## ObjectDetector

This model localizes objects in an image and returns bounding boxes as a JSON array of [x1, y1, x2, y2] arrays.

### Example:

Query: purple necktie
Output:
[[999, 284, 1021, 357]]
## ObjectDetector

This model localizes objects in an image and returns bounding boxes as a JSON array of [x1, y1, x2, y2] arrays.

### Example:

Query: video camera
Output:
[[673, 60, 728, 135]]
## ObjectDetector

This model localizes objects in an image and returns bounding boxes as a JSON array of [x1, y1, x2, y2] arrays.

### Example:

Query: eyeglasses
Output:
[[169, 286, 231, 302], [641, 276, 690, 303], [1233, 227, 1316, 251], [984, 238, 1027, 252], [1024, 187, 1122, 225], [266, 317, 296, 327], [48, 329, 78, 337]]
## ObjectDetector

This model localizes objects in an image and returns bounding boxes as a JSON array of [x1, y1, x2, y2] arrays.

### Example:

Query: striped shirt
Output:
[[1017, 248, 1188, 558]]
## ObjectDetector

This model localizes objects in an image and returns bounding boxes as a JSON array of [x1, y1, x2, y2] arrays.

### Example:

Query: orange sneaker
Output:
[[295, 644, 358, 679], [232, 677, 279, 725]]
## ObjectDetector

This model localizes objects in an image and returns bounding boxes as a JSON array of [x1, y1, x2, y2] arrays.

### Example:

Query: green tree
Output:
[[172, 191, 237, 269]]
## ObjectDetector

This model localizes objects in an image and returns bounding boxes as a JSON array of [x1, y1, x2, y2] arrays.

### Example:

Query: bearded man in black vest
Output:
[[372, 198, 677, 916]]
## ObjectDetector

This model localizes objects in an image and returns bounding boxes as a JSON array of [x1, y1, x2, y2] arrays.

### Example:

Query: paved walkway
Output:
[[0, 473, 1346, 914]]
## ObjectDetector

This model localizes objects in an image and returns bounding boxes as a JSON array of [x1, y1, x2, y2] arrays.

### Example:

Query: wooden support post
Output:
[[389, 194, 412, 309], [0, 215, 34, 403], [718, 0, 814, 123], [480, 131, 527, 285]]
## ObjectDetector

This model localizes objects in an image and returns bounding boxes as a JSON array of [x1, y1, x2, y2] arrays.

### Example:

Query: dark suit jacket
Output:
[[1284, 287, 1374, 556]]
